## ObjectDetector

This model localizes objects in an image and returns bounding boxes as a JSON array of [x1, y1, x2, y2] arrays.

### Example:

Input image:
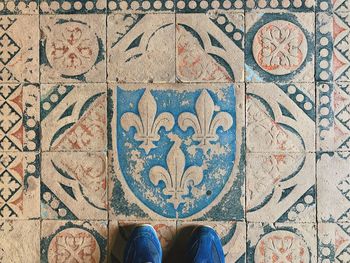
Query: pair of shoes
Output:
[[123, 225, 225, 263]]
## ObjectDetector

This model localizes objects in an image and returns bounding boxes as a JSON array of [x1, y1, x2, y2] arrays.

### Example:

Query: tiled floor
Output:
[[0, 0, 349, 262]]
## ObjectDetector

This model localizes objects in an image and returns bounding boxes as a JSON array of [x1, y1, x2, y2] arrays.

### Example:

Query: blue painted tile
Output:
[[0, 0, 38, 14], [245, 0, 315, 11], [175, 0, 244, 13], [39, 0, 107, 14], [108, 0, 174, 12]]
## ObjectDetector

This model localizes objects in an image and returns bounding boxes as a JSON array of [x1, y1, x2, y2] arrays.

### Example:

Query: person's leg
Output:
[[186, 226, 225, 263], [123, 225, 162, 263]]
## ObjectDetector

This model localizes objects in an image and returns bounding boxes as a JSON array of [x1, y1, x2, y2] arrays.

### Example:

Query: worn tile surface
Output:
[[0, 1, 345, 261]]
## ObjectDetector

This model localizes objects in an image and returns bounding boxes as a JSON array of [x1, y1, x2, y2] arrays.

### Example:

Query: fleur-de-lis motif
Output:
[[178, 89, 233, 148], [121, 90, 175, 154], [149, 141, 203, 209]]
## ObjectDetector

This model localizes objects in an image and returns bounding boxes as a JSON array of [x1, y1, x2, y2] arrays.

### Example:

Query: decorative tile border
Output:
[[108, 0, 175, 12], [0, 0, 38, 14], [40, 0, 107, 14]]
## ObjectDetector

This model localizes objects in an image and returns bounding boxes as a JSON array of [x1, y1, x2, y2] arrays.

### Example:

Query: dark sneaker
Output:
[[186, 226, 225, 263], [123, 225, 162, 263]]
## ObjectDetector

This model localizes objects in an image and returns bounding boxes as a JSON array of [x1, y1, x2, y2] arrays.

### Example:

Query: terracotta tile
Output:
[[247, 222, 317, 262], [107, 14, 175, 83], [245, 12, 315, 83], [41, 152, 107, 220], [0, 16, 39, 83], [109, 220, 176, 262], [0, 152, 40, 219], [41, 220, 107, 263], [40, 14, 106, 83], [317, 152, 350, 222], [41, 83, 107, 152], [176, 221, 246, 263], [108, 0, 175, 12], [108, 83, 245, 220], [176, 13, 244, 83], [0, 84, 40, 151], [246, 82, 315, 153], [0, 220, 40, 262], [246, 153, 316, 223], [40, 0, 107, 14]]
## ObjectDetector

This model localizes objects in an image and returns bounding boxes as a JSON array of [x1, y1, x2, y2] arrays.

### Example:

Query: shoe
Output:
[[186, 226, 225, 263], [123, 225, 162, 263]]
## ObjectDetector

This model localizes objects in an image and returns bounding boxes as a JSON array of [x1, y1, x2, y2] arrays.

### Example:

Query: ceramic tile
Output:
[[0, 0, 38, 14], [246, 82, 315, 153], [107, 14, 175, 83], [0, 152, 40, 218], [108, 83, 245, 220], [41, 220, 107, 263], [245, 12, 315, 83], [317, 152, 350, 222], [40, 0, 107, 14], [40, 14, 106, 83], [41, 152, 107, 220], [108, 0, 175, 12], [246, 0, 315, 11], [0, 16, 39, 83], [317, 82, 350, 152], [176, 221, 246, 262], [176, 13, 244, 83], [318, 222, 350, 262], [317, 0, 350, 12], [247, 222, 317, 262], [41, 83, 107, 152], [0, 84, 40, 152], [246, 152, 316, 223], [109, 220, 176, 262], [175, 0, 244, 12], [0, 220, 40, 262]]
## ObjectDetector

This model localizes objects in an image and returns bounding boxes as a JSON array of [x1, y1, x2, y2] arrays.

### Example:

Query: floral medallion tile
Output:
[[0, 84, 40, 152], [245, 12, 314, 83], [40, 14, 106, 83], [41, 152, 107, 220], [317, 82, 350, 152], [245, 0, 315, 11], [108, 83, 245, 220], [318, 222, 350, 262], [175, 0, 244, 12], [0, 152, 40, 218], [0, 220, 40, 262], [247, 222, 317, 262], [107, 14, 175, 83], [0, 16, 39, 83], [40, 0, 107, 14], [41, 220, 107, 263], [108, 0, 175, 12], [317, 152, 350, 222], [0, 0, 38, 14], [109, 220, 176, 262], [246, 83, 315, 153], [176, 13, 244, 83], [41, 84, 107, 152], [247, 153, 316, 223], [176, 221, 246, 262]]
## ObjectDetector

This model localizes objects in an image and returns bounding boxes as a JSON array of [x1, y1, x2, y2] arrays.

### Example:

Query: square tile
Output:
[[41, 152, 107, 220], [176, 221, 246, 262], [0, 0, 38, 14], [109, 220, 176, 262], [0, 16, 39, 83], [246, 153, 316, 223], [40, 0, 107, 14], [247, 222, 317, 262], [245, 0, 315, 11], [175, 0, 244, 12], [318, 222, 350, 262], [0, 84, 40, 152], [0, 220, 40, 262], [0, 152, 40, 219], [107, 14, 175, 83], [108, 83, 245, 220], [317, 82, 350, 152], [317, 152, 350, 222], [245, 12, 315, 83], [246, 83, 315, 153], [41, 83, 107, 152], [41, 220, 107, 263], [40, 14, 106, 83], [108, 0, 175, 12], [176, 13, 244, 83]]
